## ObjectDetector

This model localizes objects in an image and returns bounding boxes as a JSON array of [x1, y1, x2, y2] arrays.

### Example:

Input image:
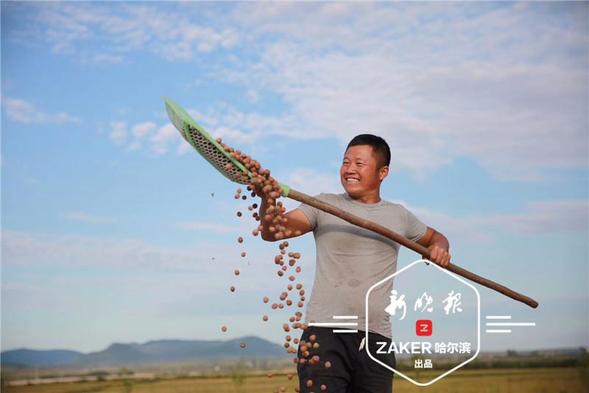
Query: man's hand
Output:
[[426, 244, 451, 268], [417, 227, 451, 268], [252, 177, 313, 242]]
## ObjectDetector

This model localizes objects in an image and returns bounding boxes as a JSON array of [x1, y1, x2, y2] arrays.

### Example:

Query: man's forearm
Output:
[[424, 229, 451, 267], [430, 230, 450, 252]]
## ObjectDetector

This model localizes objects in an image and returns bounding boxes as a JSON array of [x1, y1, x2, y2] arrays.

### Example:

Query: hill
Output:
[[1, 336, 287, 369]]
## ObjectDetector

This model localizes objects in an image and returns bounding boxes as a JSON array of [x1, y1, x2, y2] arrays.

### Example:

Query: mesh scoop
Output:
[[164, 97, 251, 185], [164, 97, 291, 195]]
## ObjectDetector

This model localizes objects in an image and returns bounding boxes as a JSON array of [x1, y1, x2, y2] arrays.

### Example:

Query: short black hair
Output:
[[346, 134, 391, 168]]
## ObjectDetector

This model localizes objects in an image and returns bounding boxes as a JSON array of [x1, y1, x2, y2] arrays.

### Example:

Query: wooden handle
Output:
[[287, 189, 538, 309]]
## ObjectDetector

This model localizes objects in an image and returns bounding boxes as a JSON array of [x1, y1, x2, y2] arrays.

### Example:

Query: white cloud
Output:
[[284, 168, 341, 196], [109, 121, 127, 145], [0, 230, 310, 297], [108, 120, 190, 156], [411, 64, 588, 180], [176, 139, 193, 155], [407, 206, 493, 243], [1, 230, 216, 272], [408, 199, 589, 242], [149, 123, 181, 155], [125, 121, 157, 150], [498, 200, 589, 234], [273, 168, 343, 212], [186, 104, 312, 144], [30, 3, 587, 179], [80, 53, 124, 64], [176, 140, 192, 156], [224, 49, 586, 179], [224, 2, 588, 180], [132, 121, 156, 139], [108, 104, 305, 156], [246, 89, 259, 103], [27, 3, 239, 62], [64, 211, 115, 224], [3, 97, 80, 125]]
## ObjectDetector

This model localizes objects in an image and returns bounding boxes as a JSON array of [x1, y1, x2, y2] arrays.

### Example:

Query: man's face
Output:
[[340, 145, 388, 197]]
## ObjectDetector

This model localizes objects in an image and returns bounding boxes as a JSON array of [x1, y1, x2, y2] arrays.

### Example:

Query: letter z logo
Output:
[[416, 320, 433, 336]]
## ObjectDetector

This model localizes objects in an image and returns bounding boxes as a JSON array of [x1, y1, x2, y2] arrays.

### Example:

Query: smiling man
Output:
[[259, 134, 450, 393]]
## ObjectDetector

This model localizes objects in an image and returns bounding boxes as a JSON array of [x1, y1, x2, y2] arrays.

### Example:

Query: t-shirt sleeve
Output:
[[296, 193, 326, 230], [404, 207, 428, 242]]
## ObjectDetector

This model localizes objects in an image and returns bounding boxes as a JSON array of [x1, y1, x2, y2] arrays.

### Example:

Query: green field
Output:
[[2, 367, 588, 393]]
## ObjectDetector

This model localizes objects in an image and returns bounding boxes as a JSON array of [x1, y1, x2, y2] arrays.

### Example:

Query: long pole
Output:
[[287, 189, 539, 309]]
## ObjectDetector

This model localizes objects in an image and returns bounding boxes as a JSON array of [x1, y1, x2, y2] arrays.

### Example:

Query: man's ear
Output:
[[379, 165, 389, 181]]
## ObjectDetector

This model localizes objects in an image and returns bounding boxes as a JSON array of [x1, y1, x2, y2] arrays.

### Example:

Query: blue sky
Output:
[[1, 2, 588, 353]]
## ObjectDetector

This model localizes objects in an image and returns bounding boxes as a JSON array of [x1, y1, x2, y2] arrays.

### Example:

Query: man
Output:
[[258, 134, 450, 393]]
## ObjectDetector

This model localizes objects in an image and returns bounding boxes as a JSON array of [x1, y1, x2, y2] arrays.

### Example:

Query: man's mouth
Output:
[[344, 176, 360, 184]]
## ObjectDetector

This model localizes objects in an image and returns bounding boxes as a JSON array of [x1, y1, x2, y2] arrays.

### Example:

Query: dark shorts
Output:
[[297, 326, 396, 393]]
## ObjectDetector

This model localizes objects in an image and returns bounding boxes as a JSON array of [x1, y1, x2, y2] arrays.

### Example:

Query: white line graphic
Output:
[[333, 329, 358, 333], [333, 315, 359, 319], [485, 322, 535, 327], [485, 329, 512, 333], [485, 315, 512, 320], [308, 322, 358, 327]]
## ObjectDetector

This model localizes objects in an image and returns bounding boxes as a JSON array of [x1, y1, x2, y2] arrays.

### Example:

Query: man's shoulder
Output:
[[381, 199, 407, 209], [314, 194, 409, 210], [313, 192, 345, 202], [295, 193, 342, 214], [304, 193, 411, 214], [380, 199, 414, 218]]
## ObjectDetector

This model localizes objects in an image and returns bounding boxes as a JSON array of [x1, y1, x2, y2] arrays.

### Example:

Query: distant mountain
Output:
[[1, 349, 83, 368], [1, 336, 288, 369]]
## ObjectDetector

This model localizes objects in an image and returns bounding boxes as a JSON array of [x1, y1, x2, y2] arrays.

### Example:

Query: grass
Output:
[[2, 367, 587, 393]]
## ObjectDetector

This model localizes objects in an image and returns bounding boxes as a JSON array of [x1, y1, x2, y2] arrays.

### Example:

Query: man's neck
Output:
[[349, 191, 381, 204]]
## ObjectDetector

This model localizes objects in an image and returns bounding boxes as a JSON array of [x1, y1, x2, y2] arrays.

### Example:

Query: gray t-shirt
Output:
[[298, 193, 427, 339]]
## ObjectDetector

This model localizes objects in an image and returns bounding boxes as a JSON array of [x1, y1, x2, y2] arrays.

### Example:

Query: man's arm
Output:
[[417, 227, 451, 268], [258, 193, 313, 241]]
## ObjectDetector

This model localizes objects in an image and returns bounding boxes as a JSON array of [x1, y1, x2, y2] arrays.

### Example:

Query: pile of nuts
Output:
[[215, 138, 327, 392]]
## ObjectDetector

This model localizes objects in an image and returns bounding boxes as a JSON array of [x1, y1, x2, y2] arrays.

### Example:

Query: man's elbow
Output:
[[434, 231, 450, 249], [435, 230, 448, 241]]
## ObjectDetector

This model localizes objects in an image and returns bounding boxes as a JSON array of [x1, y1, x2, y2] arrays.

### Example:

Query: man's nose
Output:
[[346, 165, 359, 173]]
